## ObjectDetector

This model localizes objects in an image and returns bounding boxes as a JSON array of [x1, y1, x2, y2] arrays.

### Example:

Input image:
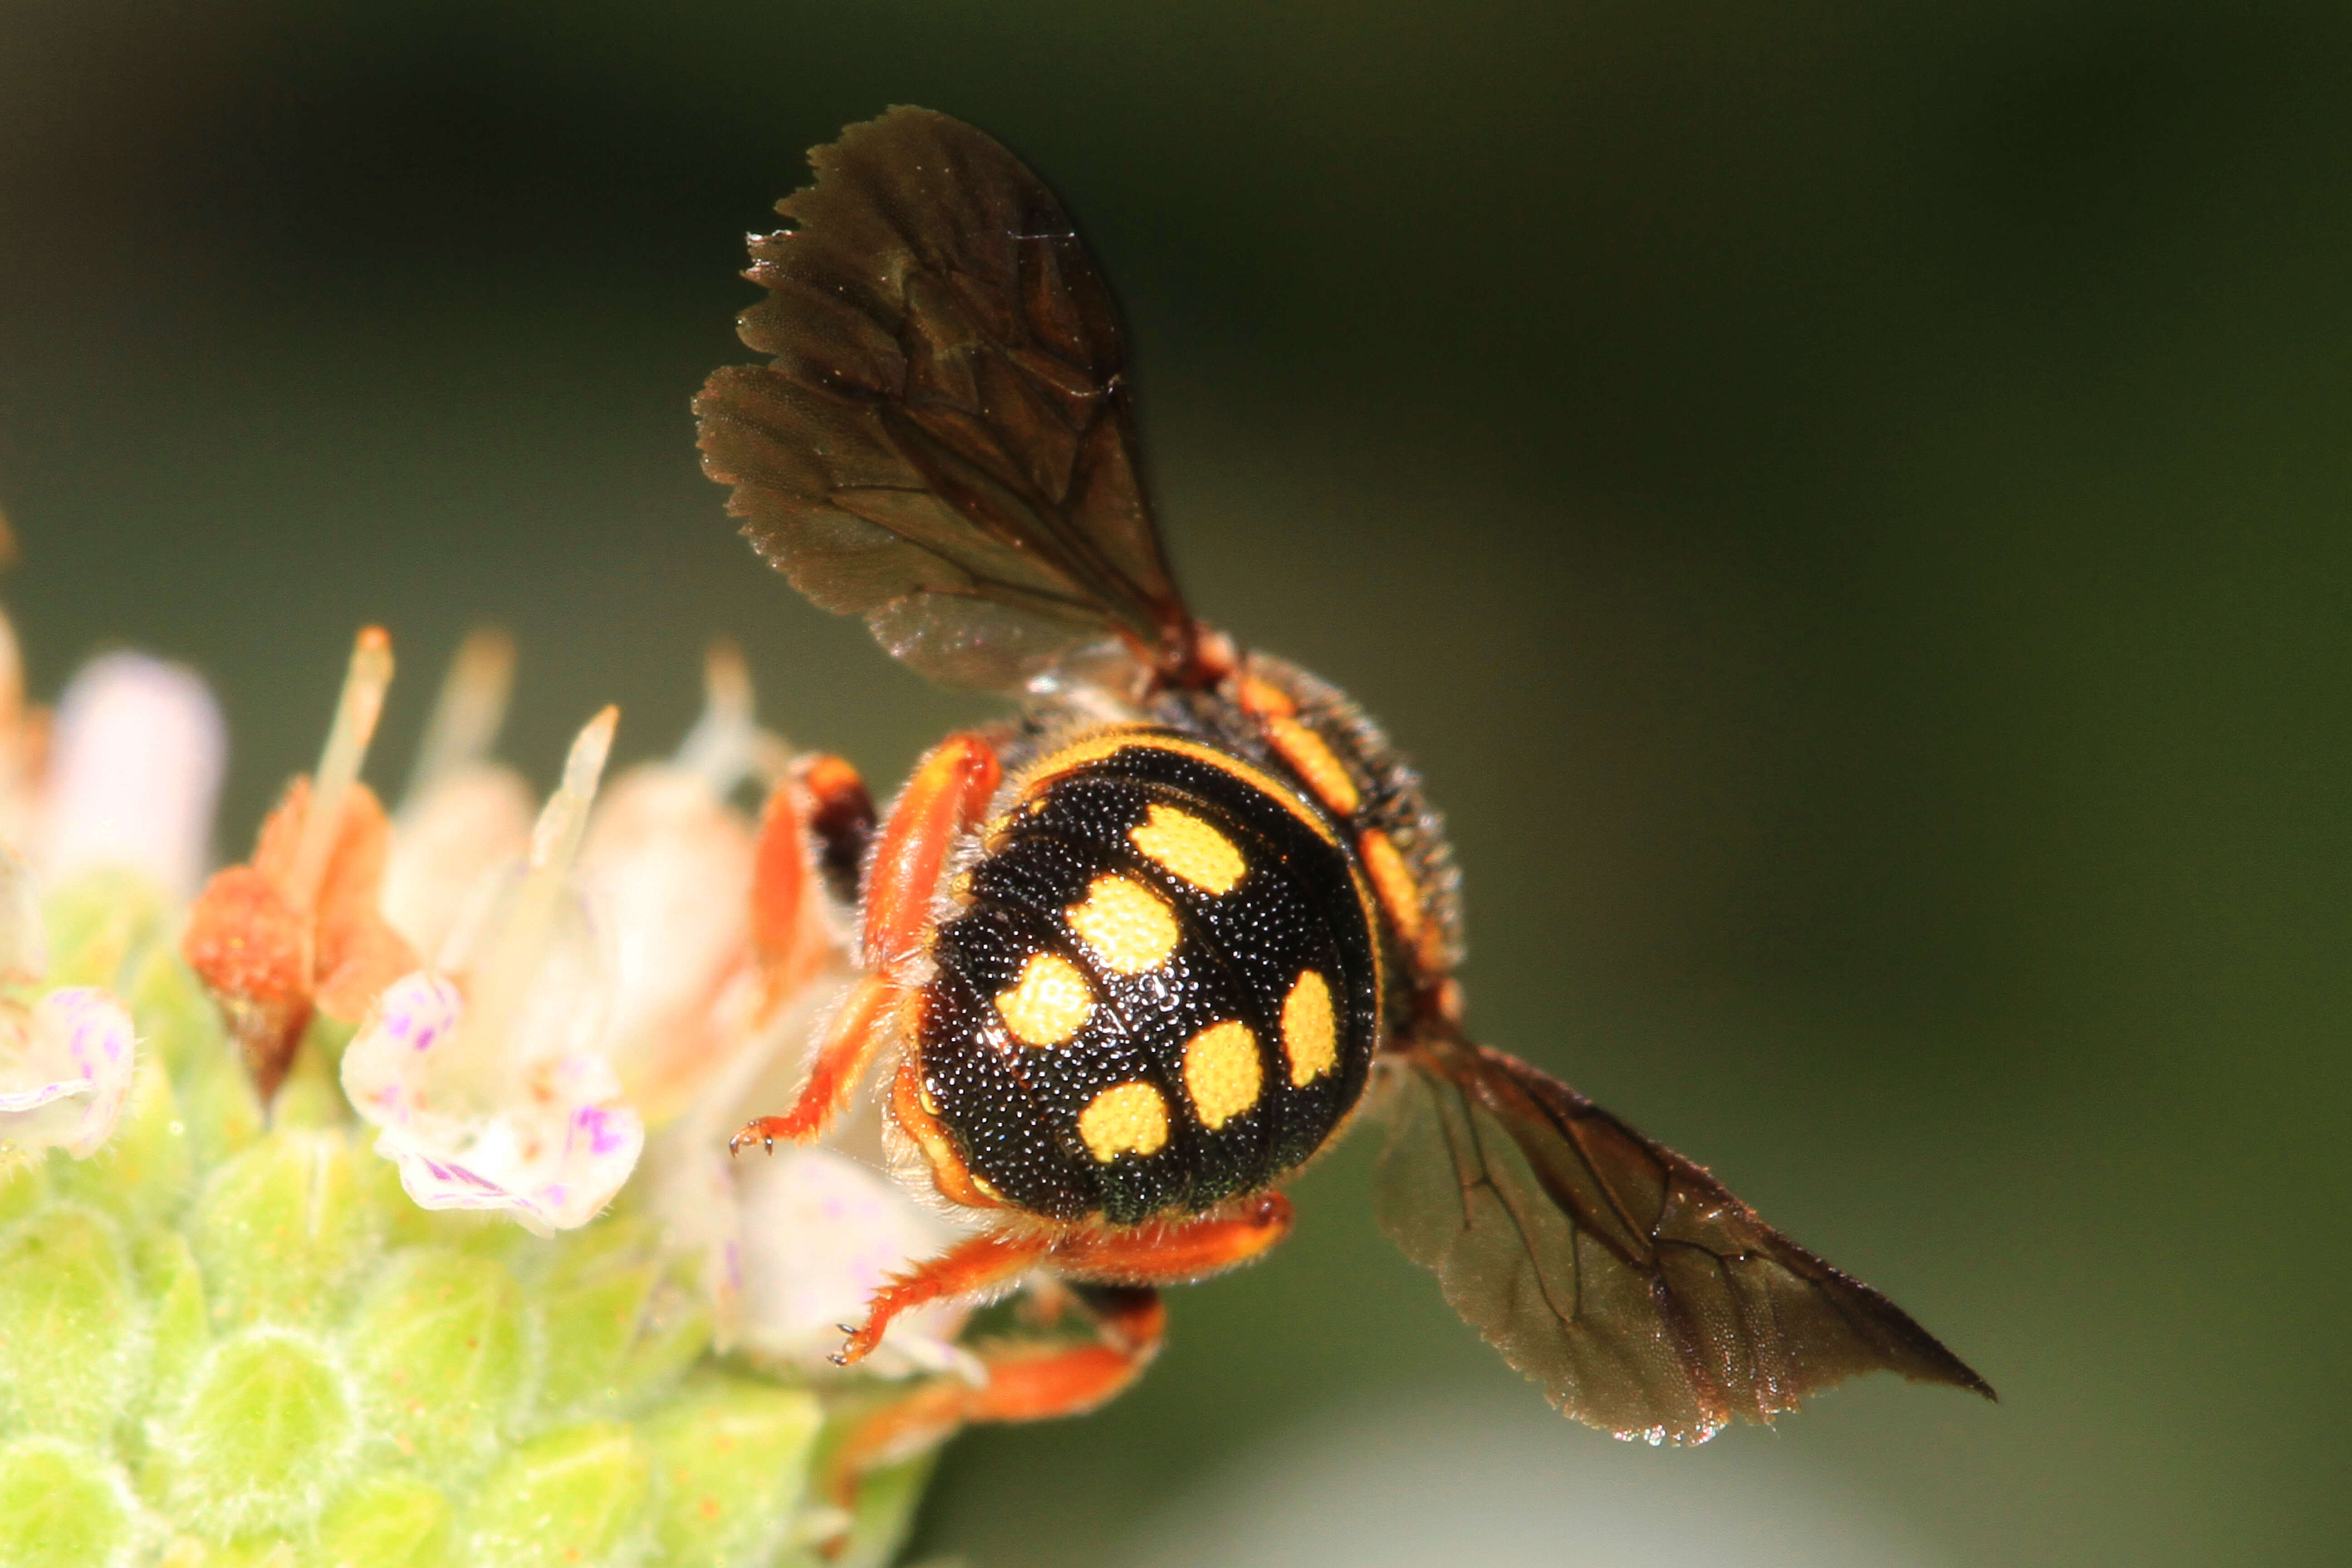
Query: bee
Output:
[[695, 107, 1990, 1469]]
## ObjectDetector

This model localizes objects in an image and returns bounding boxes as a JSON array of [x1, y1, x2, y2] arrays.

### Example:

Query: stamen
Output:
[[469, 706, 617, 1052], [673, 637, 758, 795], [285, 627, 394, 911], [542, 706, 618, 870], [400, 627, 514, 808]]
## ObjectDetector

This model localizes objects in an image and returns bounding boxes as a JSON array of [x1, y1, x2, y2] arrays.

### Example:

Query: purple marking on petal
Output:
[[571, 1105, 630, 1156]]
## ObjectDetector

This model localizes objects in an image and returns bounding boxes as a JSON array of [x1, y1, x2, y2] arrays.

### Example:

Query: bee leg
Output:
[[728, 973, 905, 1152], [820, 1287, 1166, 1531], [750, 768, 852, 1009], [730, 733, 1002, 1151], [833, 1190, 1293, 1365], [834, 1225, 1053, 1366], [815, 1200, 1291, 1548], [856, 731, 1000, 970], [749, 775, 812, 985], [792, 752, 877, 911], [1048, 1190, 1294, 1284]]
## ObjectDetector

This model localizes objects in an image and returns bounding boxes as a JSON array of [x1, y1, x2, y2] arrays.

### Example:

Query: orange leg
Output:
[[749, 774, 807, 968], [749, 774, 836, 1011], [730, 733, 1001, 1152], [835, 1227, 1053, 1365], [859, 732, 999, 970], [795, 752, 877, 910], [729, 973, 903, 1152], [824, 1287, 1166, 1516], [1052, 1191, 1294, 1285], [835, 1191, 1294, 1365]]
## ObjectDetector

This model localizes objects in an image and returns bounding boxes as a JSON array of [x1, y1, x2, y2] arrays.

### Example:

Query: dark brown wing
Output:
[[1375, 1030, 1992, 1443], [694, 106, 1193, 690]]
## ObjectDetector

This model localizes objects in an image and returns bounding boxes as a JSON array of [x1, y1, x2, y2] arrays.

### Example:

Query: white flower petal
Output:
[[647, 1136, 746, 1348], [645, 975, 975, 1372], [39, 653, 227, 903], [339, 971, 471, 1141], [579, 767, 755, 1125], [343, 970, 643, 1235], [0, 987, 137, 1158], [383, 766, 534, 964], [732, 1145, 974, 1376]]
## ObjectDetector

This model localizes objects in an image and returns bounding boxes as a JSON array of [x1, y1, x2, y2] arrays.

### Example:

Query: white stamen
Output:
[[672, 638, 760, 796], [470, 706, 616, 1053], [400, 627, 514, 810], [286, 627, 393, 911]]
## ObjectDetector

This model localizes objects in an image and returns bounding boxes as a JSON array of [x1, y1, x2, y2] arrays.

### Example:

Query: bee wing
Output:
[[1374, 1031, 1993, 1443], [695, 107, 1192, 691]]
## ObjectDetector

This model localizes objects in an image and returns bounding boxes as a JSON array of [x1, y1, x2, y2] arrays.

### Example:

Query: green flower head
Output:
[[0, 626, 949, 1568]]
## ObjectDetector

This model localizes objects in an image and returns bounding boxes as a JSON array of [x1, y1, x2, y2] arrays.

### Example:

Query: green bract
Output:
[[0, 872, 928, 1568]]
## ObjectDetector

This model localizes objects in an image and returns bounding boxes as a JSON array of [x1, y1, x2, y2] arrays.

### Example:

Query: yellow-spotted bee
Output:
[[694, 106, 1989, 1472]]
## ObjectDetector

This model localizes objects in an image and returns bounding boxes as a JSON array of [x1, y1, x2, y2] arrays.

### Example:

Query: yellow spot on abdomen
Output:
[[1281, 970, 1339, 1086], [1358, 830, 1425, 946], [1130, 803, 1247, 894], [1077, 1081, 1171, 1161], [995, 951, 1094, 1046], [1265, 714, 1362, 816], [1182, 1021, 1264, 1129], [1065, 875, 1181, 975]]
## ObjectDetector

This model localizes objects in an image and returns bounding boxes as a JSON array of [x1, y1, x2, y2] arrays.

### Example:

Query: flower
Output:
[[380, 628, 534, 964], [181, 629, 416, 1098], [646, 974, 978, 1377], [0, 985, 137, 1160], [0, 616, 950, 1568], [732, 1144, 976, 1377], [342, 710, 647, 1238], [577, 756, 760, 1128], [34, 653, 227, 906]]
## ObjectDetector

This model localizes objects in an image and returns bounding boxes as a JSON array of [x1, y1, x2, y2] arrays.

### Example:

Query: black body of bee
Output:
[[919, 726, 1384, 1225]]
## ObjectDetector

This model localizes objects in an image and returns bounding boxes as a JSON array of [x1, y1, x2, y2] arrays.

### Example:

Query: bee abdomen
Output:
[[917, 729, 1382, 1225]]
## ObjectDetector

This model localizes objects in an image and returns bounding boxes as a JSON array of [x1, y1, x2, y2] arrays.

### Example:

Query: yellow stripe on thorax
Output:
[[1014, 725, 1340, 849]]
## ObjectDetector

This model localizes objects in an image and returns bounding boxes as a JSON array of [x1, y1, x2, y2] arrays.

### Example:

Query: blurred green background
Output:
[[5, 3, 2347, 1563]]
